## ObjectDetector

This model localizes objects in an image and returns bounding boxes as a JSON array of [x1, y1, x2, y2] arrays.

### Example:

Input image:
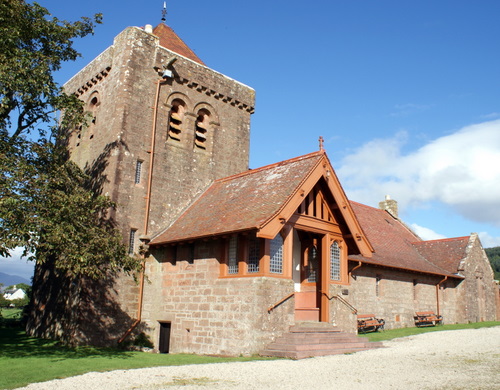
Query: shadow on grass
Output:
[[0, 324, 136, 360]]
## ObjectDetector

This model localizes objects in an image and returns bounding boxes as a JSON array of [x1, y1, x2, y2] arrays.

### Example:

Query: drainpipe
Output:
[[436, 276, 448, 316], [349, 261, 362, 279], [118, 77, 164, 344]]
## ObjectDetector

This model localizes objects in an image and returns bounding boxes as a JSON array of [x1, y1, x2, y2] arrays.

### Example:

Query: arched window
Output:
[[194, 109, 210, 149], [330, 241, 341, 281], [85, 92, 100, 141], [168, 99, 185, 141], [89, 95, 99, 126]]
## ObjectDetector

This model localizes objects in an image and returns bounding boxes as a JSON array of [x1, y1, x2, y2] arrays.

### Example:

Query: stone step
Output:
[[260, 323, 383, 359]]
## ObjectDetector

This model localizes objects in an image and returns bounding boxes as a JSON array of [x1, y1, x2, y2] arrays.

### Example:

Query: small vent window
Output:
[[330, 241, 341, 281], [135, 160, 143, 184], [168, 100, 185, 141], [128, 229, 137, 255], [269, 234, 283, 274]]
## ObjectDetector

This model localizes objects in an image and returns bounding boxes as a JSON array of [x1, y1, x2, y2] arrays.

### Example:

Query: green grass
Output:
[[358, 321, 500, 342], [0, 325, 271, 390], [0, 308, 22, 320]]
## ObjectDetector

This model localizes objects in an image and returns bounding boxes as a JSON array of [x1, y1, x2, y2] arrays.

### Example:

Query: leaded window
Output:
[[247, 236, 260, 273], [307, 245, 318, 282], [330, 241, 341, 281], [270, 234, 283, 274], [228, 236, 238, 274]]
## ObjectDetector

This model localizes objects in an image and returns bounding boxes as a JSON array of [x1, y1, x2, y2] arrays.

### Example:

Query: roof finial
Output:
[[161, 1, 167, 22], [319, 136, 324, 151]]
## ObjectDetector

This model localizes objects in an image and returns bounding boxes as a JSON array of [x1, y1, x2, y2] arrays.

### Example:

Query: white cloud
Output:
[[410, 224, 447, 241], [477, 232, 500, 248], [337, 119, 500, 226]]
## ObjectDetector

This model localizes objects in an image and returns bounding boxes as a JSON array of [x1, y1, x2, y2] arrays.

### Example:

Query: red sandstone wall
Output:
[[143, 241, 295, 356]]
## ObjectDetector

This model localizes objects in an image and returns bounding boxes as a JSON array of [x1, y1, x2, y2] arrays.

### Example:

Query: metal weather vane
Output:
[[161, 2, 167, 22]]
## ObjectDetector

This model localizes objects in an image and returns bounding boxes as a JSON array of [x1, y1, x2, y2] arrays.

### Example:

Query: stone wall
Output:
[[456, 234, 498, 323], [347, 265, 461, 329], [143, 240, 295, 356]]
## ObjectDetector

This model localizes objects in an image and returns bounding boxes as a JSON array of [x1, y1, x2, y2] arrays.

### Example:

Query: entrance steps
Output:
[[260, 322, 383, 359]]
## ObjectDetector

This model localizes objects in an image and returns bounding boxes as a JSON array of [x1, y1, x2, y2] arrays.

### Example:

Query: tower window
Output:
[[135, 160, 143, 184], [194, 109, 210, 149], [168, 100, 185, 141], [88, 95, 99, 128]]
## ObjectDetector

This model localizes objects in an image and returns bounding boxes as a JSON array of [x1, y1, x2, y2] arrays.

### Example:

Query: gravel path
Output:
[[16, 327, 500, 390]]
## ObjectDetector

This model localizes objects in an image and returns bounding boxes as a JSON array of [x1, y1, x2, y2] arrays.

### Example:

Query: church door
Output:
[[294, 232, 324, 321]]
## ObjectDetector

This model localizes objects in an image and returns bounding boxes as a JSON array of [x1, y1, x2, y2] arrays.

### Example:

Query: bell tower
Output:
[[64, 21, 255, 251]]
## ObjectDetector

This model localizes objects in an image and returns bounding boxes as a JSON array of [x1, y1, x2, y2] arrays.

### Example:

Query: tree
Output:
[[0, 0, 99, 140], [0, 1, 141, 279], [484, 247, 500, 280]]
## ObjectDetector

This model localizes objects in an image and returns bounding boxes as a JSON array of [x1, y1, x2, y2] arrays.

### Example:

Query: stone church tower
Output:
[[28, 22, 255, 345], [65, 22, 255, 247]]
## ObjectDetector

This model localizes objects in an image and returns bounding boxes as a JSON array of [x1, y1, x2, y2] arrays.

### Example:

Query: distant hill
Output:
[[0, 272, 31, 287]]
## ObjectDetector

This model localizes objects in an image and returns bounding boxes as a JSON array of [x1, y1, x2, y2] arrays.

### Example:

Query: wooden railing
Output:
[[267, 292, 295, 313]]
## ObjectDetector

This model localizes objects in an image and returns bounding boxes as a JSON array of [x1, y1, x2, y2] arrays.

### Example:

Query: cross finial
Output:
[[319, 136, 324, 151], [161, 2, 167, 22]]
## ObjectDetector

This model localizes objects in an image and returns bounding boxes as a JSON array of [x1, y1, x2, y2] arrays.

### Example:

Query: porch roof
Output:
[[349, 201, 463, 278], [150, 151, 325, 245]]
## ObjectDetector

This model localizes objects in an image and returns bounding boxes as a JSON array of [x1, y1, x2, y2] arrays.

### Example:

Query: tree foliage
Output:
[[0, 0, 101, 139], [484, 247, 500, 280], [0, 1, 141, 279]]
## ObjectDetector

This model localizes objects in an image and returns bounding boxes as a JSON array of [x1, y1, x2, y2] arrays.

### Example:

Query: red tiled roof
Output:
[[349, 201, 460, 277], [153, 23, 205, 65], [150, 152, 324, 244], [412, 237, 469, 274]]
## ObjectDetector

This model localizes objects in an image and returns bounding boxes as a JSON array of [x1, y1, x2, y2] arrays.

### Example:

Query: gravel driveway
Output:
[[16, 327, 500, 390]]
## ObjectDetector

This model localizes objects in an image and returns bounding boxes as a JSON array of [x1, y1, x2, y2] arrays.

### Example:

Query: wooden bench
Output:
[[357, 314, 385, 333], [414, 311, 443, 327]]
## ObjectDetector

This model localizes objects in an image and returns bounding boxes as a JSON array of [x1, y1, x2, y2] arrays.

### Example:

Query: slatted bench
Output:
[[357, 314, 385, 333], [414, 311, 443, 327]]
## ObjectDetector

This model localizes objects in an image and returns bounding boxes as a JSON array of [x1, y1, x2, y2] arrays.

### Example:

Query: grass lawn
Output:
[[0, 324, 270, 390], [0, 308, 22, 320], [358, 320, 500, 342]]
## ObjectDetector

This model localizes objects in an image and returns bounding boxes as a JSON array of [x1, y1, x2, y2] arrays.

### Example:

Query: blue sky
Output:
[[2, 0, 500, 280]]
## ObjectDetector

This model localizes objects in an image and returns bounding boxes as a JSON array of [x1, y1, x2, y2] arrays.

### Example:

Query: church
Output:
[[27, 18, 499, 357]]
